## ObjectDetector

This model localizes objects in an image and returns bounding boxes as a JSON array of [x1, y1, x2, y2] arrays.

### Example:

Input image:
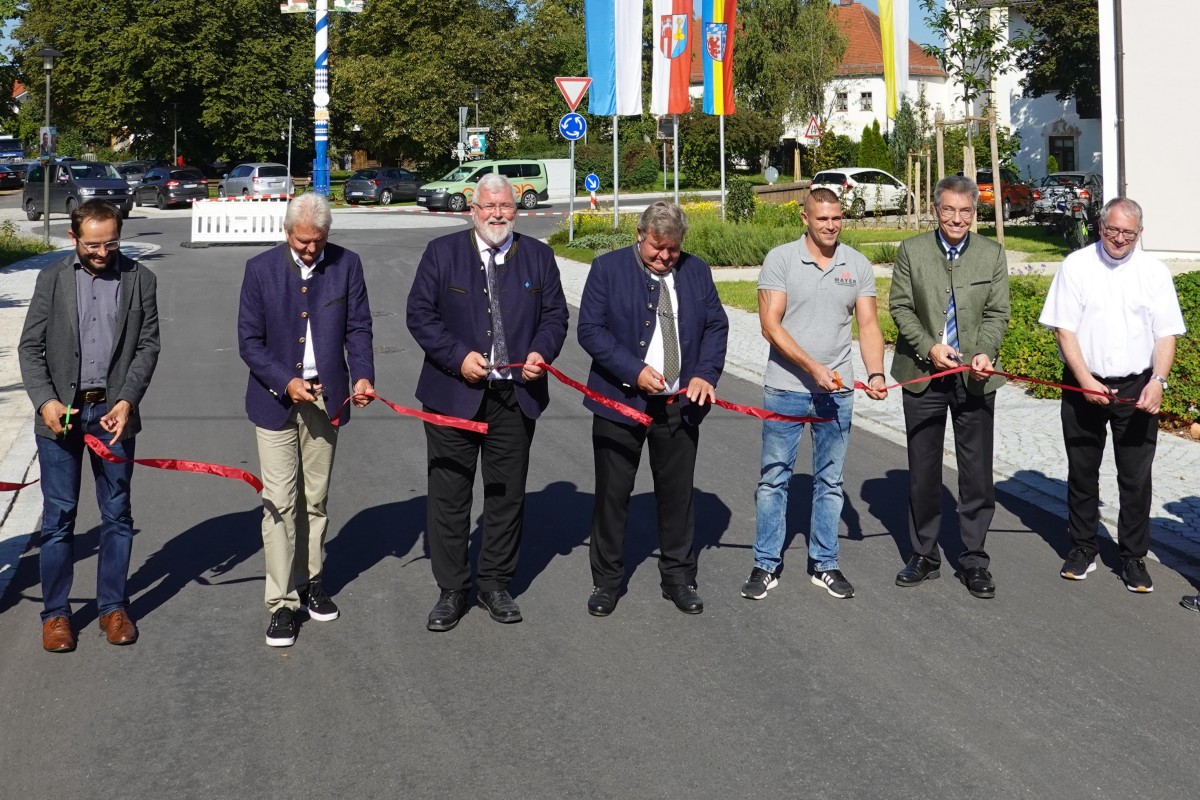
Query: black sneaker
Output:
[[740, 567, 779, 600], [302, 581, 340, 621], [811, 569, 855, 599], [1122, 558, 1154, 593], [265, 607, 297, 647], [1060, 547, 1096, 580], [1181, 595, 1200, 613]]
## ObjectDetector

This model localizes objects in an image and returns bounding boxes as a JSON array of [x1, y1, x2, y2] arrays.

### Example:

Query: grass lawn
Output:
[[980, 224, 1073, 260], [0, 224, 54, 267]]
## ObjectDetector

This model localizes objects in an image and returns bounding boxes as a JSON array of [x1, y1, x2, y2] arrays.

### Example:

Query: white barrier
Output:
[[191, 198, 289, 244]]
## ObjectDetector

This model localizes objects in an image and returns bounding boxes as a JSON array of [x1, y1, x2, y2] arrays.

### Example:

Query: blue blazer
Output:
[[577, 246, 729, 426], [406, 230, 569, 420], [238, 242, 375, 430]]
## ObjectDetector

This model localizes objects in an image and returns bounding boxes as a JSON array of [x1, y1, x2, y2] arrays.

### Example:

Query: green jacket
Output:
[[888, 231, 1010, 395]]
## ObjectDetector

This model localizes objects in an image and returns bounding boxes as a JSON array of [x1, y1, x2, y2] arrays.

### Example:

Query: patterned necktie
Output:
[[486, 248, 509, 374], [945, 245, 960, 354], [657, 276, 680, 386]]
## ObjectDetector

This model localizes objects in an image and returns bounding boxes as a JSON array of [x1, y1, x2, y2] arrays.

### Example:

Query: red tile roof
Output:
[[833, 1, 945, 78]]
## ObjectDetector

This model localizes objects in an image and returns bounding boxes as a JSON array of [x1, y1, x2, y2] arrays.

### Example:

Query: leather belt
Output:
[[81, 389, 107, 403]]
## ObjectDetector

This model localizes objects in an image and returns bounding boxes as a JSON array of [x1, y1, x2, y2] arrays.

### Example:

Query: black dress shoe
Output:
[[588, 586, 618, 617], [960, 566, 996, 599], [477, 590, 523, 624], [896, 554, 941, 586], [427, 589, 468, 632], [662, 584, 704, 614]]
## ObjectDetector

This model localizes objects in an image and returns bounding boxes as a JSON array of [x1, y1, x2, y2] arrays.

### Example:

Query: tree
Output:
[[1011, 0, 1101, 117], [737, 0, 848, 132], [859, 119, 890, 170], [919, 0, 1016, 122], [889, 94, 920, 178], [679, 99, 784, 188]]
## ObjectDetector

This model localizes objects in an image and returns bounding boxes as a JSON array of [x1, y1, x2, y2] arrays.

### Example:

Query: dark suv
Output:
[[135, 167, 209, 208], [23, 160, 134, 220]]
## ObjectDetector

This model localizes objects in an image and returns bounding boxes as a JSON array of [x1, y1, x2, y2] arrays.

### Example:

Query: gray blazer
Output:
[[888, 231, 1010, 395], [19, 252, 161, 439]]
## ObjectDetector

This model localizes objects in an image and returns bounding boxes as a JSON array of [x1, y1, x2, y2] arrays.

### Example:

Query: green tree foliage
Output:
[[13, 0, 312, 162], [858, 119, 889, 170], [919, 0, 1016, 121], [679, 99, 783, 188], [889, 95, 921, 178], [1011, 0, 1100, 115], [737, 0, 847, 132], [941, 124, 1020, 176]]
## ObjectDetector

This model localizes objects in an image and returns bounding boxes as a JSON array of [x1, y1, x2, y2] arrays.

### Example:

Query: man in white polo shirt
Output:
[[1038, 196, 1186, 593]]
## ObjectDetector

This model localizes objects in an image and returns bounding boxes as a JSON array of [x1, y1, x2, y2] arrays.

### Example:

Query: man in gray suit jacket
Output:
[[19, 200, 160, 652], [889, 175, 1010, 599]]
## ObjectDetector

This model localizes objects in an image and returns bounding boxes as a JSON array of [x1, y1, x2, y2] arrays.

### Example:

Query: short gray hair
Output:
[[475, 172, 515, 202], [1100, 196, 1143, 229], [934, 175, 980, 208], [284, 192, 332, 234], [637, 201, 689, 242]]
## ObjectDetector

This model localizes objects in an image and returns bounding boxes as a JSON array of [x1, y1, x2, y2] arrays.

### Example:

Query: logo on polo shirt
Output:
[[834, 271, 857, 287]]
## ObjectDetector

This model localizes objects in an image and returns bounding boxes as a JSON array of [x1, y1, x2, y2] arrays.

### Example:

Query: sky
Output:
[[856, 0, 942, 50]]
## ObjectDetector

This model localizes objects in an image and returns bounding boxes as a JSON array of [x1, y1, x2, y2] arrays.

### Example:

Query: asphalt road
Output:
[[1, 204, 1198, 799]]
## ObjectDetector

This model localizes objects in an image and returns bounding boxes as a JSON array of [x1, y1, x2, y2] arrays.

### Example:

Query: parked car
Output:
[[416, 159, 549, 211], [810, 167, 911, 217], [8, 161, 38, 183], [1032, 172, 1103, 222], [135, 166, 209, 208], [22, 160, 134, 220], [115, 162, 149, 190], [0, 164, 22, 189], [972, 167, 1034, 218], [343, 167, 424, 205], [217, 162, 293, 198]]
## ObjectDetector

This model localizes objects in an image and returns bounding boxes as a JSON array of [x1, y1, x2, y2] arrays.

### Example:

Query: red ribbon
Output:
[[491, 362, 653, 426], [0, 479, 38, 491], [84, 433, 264, 493], [328, 392, 488, 434]]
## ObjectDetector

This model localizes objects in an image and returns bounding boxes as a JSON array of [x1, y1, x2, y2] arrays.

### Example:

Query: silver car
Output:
[[217, 162, 293, 198]]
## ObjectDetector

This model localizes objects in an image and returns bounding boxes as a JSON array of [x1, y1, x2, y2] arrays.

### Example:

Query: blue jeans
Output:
[[35, 401, 136, 622], [753, 387, 853, 574]]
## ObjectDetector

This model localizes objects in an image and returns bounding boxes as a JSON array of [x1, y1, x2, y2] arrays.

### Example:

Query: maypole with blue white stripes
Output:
[[312, 0, 331, 195]]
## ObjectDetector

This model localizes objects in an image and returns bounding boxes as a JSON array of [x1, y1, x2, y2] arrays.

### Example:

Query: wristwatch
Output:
[[1151, 374, 1169, 390]]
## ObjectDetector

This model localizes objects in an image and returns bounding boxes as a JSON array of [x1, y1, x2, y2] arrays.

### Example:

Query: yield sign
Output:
[[802, 114, 821, 140], [555, 77, 592, 112]]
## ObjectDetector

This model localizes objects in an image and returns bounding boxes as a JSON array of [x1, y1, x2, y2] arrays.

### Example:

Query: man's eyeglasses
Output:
[[1101, 224, 1140, 241], [936, 206, 974, 221], [80, 240, 121, 253], [475, 203, 517, 213]]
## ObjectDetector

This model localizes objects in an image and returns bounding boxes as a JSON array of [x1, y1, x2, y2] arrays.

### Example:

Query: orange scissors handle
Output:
[[832, 371, 845, 390]]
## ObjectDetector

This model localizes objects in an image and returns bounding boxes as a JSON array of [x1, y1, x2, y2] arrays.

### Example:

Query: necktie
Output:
[[486, 248, 509, 375], [944, 246, 960, 354], [657, 277, 680, 386]]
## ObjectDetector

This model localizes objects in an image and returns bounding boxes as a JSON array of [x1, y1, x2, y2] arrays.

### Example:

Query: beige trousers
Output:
[[256, 398, 338, 612]]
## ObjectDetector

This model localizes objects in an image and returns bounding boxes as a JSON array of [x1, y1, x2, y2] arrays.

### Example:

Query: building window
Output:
[[860, 92, 873, 112], [1049, 136, 1076, 171], [835, 92, 848, 112]]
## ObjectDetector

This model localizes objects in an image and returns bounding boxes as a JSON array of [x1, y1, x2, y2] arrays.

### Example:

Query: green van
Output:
[[415, 159, 548, 212]]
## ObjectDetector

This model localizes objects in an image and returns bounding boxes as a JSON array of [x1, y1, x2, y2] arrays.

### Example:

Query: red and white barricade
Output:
[[191, 197, 291, 244]]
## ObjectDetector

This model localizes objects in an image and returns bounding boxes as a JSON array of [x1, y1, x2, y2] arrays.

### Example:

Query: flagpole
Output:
[[719, 114, 726, 220], [673, 114, 679, 205], [612, 115, 620, 227]]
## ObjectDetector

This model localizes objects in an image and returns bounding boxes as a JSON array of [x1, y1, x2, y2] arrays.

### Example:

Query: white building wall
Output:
[[812, 76, 954, 141]]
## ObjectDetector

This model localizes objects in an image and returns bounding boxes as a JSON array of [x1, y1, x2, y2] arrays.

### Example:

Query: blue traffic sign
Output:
[[584, 173, 600, 192], [559, 112, 587, 141]]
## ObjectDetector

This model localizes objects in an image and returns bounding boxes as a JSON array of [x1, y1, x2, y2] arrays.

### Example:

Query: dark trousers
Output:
[[35, 401, 136, 622], [1061, 368, 1156, 560], [589, 398, 699, 589], [424, 383, 535, 593], [902, 377, 996, 570]]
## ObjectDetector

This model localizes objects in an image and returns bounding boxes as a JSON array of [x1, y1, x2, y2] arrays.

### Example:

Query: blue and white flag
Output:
[[585, 0, 644, 116]]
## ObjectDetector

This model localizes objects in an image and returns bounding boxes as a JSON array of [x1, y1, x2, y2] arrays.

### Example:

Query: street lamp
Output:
[[35, 46, 62, 247], [472, 85, 481, 128]]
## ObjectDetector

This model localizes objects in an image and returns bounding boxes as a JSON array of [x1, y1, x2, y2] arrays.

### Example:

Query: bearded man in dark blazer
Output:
[[19, 199, 160, 652], [239, 192, 375, 648], [889, 175, 1010, 600], [407, 173, 568, 631]]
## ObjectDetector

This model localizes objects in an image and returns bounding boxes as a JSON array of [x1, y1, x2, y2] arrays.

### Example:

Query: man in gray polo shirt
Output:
[[741, 187, 888, 601]]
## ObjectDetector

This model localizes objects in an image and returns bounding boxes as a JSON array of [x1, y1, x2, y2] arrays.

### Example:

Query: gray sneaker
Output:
[[811, 569, 855, 599], [740, 567, 779, 600]]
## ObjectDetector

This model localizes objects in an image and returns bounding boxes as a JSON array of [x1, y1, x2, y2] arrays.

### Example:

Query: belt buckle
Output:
[[83, 389, 105, 403]]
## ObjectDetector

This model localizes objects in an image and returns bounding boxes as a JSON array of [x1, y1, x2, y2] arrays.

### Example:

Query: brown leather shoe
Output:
[[98, 609, 139, 645], [42, 616, 76, 652]]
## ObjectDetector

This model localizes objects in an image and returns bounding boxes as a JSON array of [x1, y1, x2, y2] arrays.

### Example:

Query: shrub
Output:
[[726, 177, 756, 223], [755, 200, 803, 228], [570, 232, 636, 253], [622, 142, 660, 189], [860, 243, 898, 264], [998, 276, 1062, 399], [1167, 271, 1200, 425]]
